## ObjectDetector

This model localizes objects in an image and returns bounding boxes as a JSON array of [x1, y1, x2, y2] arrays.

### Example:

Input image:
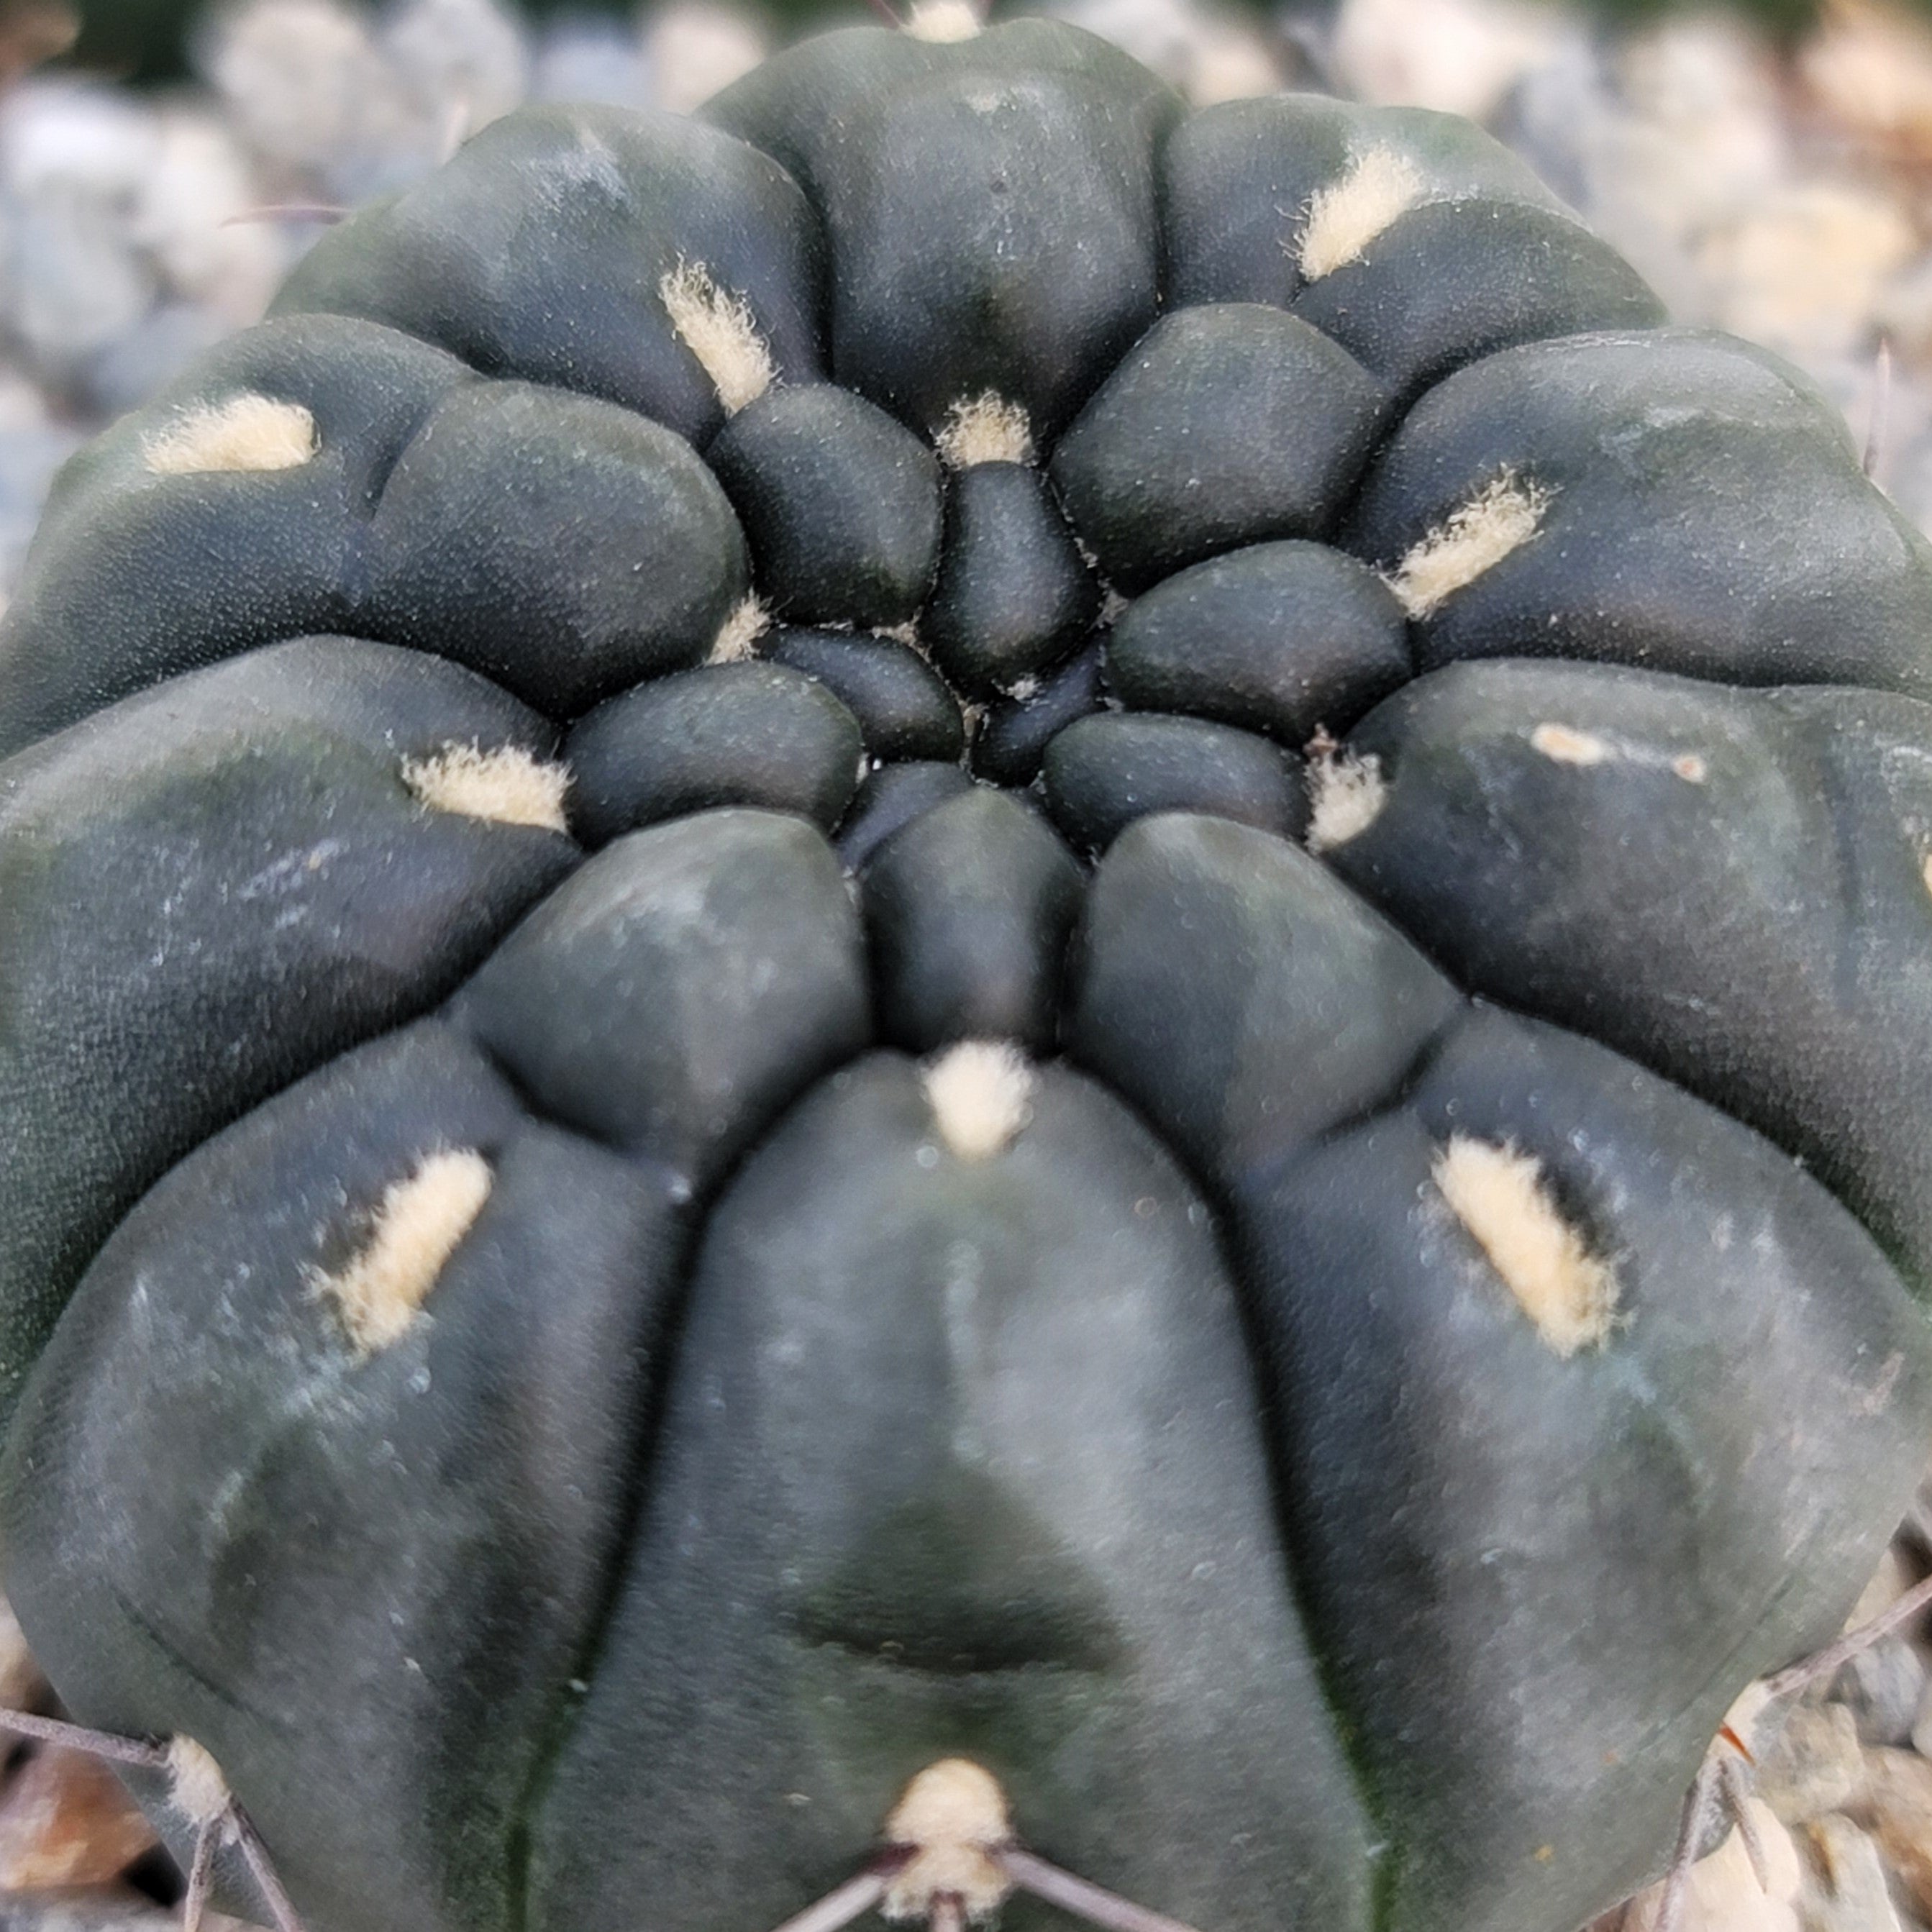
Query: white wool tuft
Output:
[[167, 1737, 230, 1829], [1433, 1136, 1619, 1358], [1298, 147, 1426, 281], [402, 742, 571, 832], [144, 394, 319, 475], [921, 1041, 1035, 1162], [1921, 852, 1932, 900], [1383, 470, 1553, 619], [660, 259, 775, 415], [709, 594, 772, 664], [906, 0, 983, 40], [1305, 741, 1387, 854], [313, 1150, 493, 1356], [883, 1759, 1015, 1922], [935, 391, 1035, 469], [1529, 723, 1610, 767]]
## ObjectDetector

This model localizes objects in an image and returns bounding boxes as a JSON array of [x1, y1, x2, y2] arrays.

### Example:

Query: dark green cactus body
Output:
[[0, 25, 1928, 1932]]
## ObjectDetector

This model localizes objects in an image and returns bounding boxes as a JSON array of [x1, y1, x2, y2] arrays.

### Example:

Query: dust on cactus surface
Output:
[[1, 8, 1932, 1932]]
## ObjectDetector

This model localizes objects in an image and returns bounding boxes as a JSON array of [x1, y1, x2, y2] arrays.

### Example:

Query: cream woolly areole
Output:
[[166, 1736, 230, 1829], [1527, 725, 1711, 784], [1432, 1136, 1620, 1359], [1384, 470, 1553, 619], [709, 594, 773, 665], [934, 393, 1035, 469], [905, 0, 983, 42], [660, 260, 776, 416], [1298, 148, 1426, 282], [1529, 723, 1611, 767], [143, 395, 320, 476], [882, 1759, 1015, 1922], [402, 742, 572, 833], [312, 1150, 493, 1356], [921, 1042, 1036, 1162], [1305, 744, 1387, 854]]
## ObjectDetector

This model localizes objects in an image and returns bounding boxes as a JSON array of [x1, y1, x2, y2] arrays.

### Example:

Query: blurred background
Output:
[[0, 0, 1931, 609]]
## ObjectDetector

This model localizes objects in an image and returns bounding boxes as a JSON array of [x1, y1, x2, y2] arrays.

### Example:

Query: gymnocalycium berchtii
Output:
[[1, 9, 1931, 1932]]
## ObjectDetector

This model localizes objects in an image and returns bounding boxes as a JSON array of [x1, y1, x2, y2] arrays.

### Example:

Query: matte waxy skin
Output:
[[973, 641, 1106, 785], [531, 1058, 1378, 1932], [1325, 662, 1932, 1289], [0, 639, 575, 1423], [924, 463, 1100, 697], [1042, 711, 1307, 851], [1049, 304, 1389, 590], [861, 789, 1084, 1052], [1105, 539, 1410, 743], [4, 1024, 683, 1932], [1347, 330, 1932, 698], [708, 385, 942, 629], [763, 627, 966, 761], [565, 662, 866, 841], [271, 104, 827, 445], [1, 25, 1930, 1932]]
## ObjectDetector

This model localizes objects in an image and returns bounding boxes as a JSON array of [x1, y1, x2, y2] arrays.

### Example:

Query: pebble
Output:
[[200, 0, 524, 200], [1874, 255, 1932, 370], [1694, 182, 1915, 363], [639, 1, 767, 115], [1329, 0, 1566, 120], [1907, 1666, 1932, 1764], [1757, 1704, 1871, 1826], [379, 0, 529, 142], [0, 1749, 157, 1891], [133, 103, 283, 326], [1828, 1635, 1927, 1750], [0, 0, 790, 566], [0, 368, 83, 606], [81, 299, 232, 419], [0, 1594, 44, 1713], [1566, 6, 1932, 542], [199, 0, 427, 201], [0, 1899, 257, 1932], [0, 76, 281, 413], [1622, 1798, 1803, 1932], [529, 17, 657, 111], [1047, 0, 1285, 103], [1856, 1746, 1932, 1921], [0, 1897, 177, 1932], [0, 81, 159, 389], [1512, 15, 1790, 322], [1803, 1813, 1905, 1932], [1797, 0, 1932, 171]]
